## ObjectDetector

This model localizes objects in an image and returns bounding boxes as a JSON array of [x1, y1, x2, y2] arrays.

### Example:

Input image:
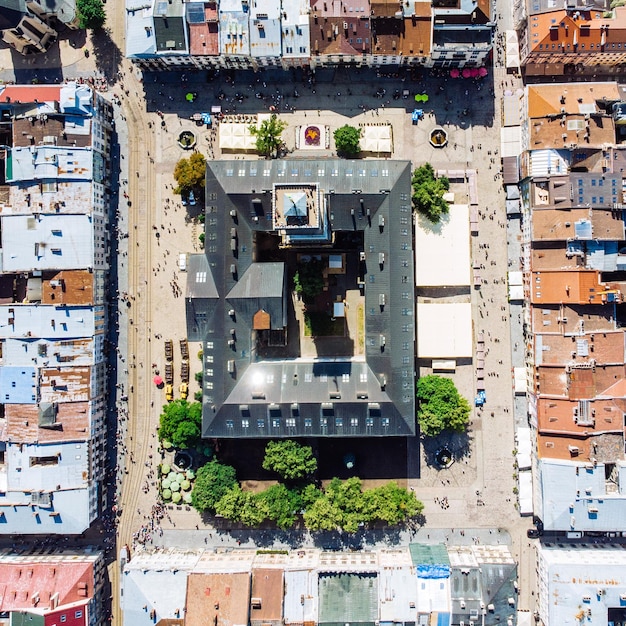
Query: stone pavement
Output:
[[0, 0, 537, 615]]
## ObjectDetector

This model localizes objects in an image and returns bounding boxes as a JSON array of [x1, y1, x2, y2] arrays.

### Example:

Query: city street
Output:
[[0, 0, 538, 620]]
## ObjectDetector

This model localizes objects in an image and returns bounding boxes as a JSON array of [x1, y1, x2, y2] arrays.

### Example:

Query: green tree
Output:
[[416, 375, 471, 437], [293, 258, 325, 301], [257, 484, 302, 529], [190, 460, 238, 513], [299, 483, 324, 507], [303, 491, 344, 531], [362, 482, 424, 525], [250, 114, 287, 159], [76, 0, 106, 29], [334, 125, 362, 157], [262, 440, 317, 480], [158, 399, 202, 449], [303, 477, 366, 533], [173, 152, 206, 195], [411, 163, 450, 223], [215, 485, 266, 525]]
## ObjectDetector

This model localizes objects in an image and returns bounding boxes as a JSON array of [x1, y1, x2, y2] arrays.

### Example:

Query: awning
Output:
[[505, 30, 520, 70], [360, 124, 393, 154]]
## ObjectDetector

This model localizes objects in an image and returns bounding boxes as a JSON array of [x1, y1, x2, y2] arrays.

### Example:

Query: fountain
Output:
[[429, 127, 448, 148], [177, 130, 197, 150]]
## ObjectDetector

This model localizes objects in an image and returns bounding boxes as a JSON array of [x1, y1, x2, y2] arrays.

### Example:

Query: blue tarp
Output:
[[417, 564, 450, 579], [201, 112, 212, 125], [437, 612, 451, 626]]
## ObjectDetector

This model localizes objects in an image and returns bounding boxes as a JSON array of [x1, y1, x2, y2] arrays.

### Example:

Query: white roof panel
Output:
[[416, 303, 472, 359], [415, 204, 471, 287], [1, 214, 94, 272]]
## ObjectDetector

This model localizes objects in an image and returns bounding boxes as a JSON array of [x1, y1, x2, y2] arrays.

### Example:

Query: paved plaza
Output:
[[0, 0, 539, 619]]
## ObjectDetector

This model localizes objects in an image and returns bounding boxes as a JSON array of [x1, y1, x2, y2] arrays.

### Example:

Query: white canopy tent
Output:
[[360, 125, 393, 154], [219, 122, 258, 151], [506, 30, 520, 71]]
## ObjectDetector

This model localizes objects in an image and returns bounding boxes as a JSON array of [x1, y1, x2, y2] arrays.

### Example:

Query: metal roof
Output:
[[190, 159, 415, 439], [318, 572, 378, 625], [409, 544, 450, 567], [1, 214, 94, 272], [538, 458, 626, 532], [0, 367, 37, 403]]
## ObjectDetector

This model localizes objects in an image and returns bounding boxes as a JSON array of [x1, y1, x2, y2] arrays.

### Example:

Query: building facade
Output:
[[186, 158, 416, 439], [517, 81, 626, 534], [126, 0, 494, 69], [0, 83, 114, 534], [122, 545, 517, 626]]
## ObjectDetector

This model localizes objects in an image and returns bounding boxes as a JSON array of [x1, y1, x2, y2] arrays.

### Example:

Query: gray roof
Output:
[[189, 159, 416, 439], [318, 573, 378, 626], [153, 0, 187, 54]]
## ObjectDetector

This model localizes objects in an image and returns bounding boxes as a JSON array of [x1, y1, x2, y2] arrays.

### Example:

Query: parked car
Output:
[[165, 384, 174, 402], [188, 189, 196, 205], [178, 253, 187, 272]]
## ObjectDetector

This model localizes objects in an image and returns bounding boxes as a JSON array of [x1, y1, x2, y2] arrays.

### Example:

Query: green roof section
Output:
[[409, 543, 450, 566], [318, 573, 378, 625], [11, 612, 45, 626]]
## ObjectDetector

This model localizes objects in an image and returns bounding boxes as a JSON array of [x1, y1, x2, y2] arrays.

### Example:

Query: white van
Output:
[[178, 253, 187, 271]]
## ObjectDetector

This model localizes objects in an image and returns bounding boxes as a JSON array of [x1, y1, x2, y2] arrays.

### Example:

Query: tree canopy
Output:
[[173, 152, 206, 195], [334, 125, 362, 158], [158, 400, 202, 449], [190, 460, 238, 512], [250, 114, 287, 158], [416, 375, 471, 437], [293, 258, 325, 301], [76, 0, 106, 29], [411, 163, 450, 223], [262, 440, 317, 480], [206, 472, 422, 532], [257, 484, 302, 529], [303, 477, 423, 533]]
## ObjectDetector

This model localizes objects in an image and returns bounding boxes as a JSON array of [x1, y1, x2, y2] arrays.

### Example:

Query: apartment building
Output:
[[518, 1, 626, 76], [537, 543, 626, 626], [0, 549, 106, 626], [126, 0, 493, 70], [122, 545, 517, 626], [518, 81, 626, 534], [0, 83, 114, 534]]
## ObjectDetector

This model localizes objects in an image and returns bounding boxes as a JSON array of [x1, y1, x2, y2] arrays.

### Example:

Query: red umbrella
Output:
[[462, 68, 471, 78], [153, 375, 163, 386], [478, 67, 488, 77], [471, 68, 480, 77], [450, 69, 460, 78]]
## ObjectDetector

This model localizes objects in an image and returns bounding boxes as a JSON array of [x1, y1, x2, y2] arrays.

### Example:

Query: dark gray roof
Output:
[[191, 159, 416, 439], [153, 0, 187, 54], [186, 253, 219, 342], [227, 262, 284, 299], [227, 262, 286, 331]]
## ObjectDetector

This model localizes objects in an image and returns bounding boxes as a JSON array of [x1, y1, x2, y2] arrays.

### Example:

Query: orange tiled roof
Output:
[[527, 82, 621, 119], [537, 397, 626, 435], [185, 573, 250, 626], [535, 331, 625, 366], [531, 270, 607, 304], [528, 8, 626, 56]]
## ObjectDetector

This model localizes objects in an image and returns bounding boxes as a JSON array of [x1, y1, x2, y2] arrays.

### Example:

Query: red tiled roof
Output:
[[0, 85, 62, 104], [0, 560, 93, 612]]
